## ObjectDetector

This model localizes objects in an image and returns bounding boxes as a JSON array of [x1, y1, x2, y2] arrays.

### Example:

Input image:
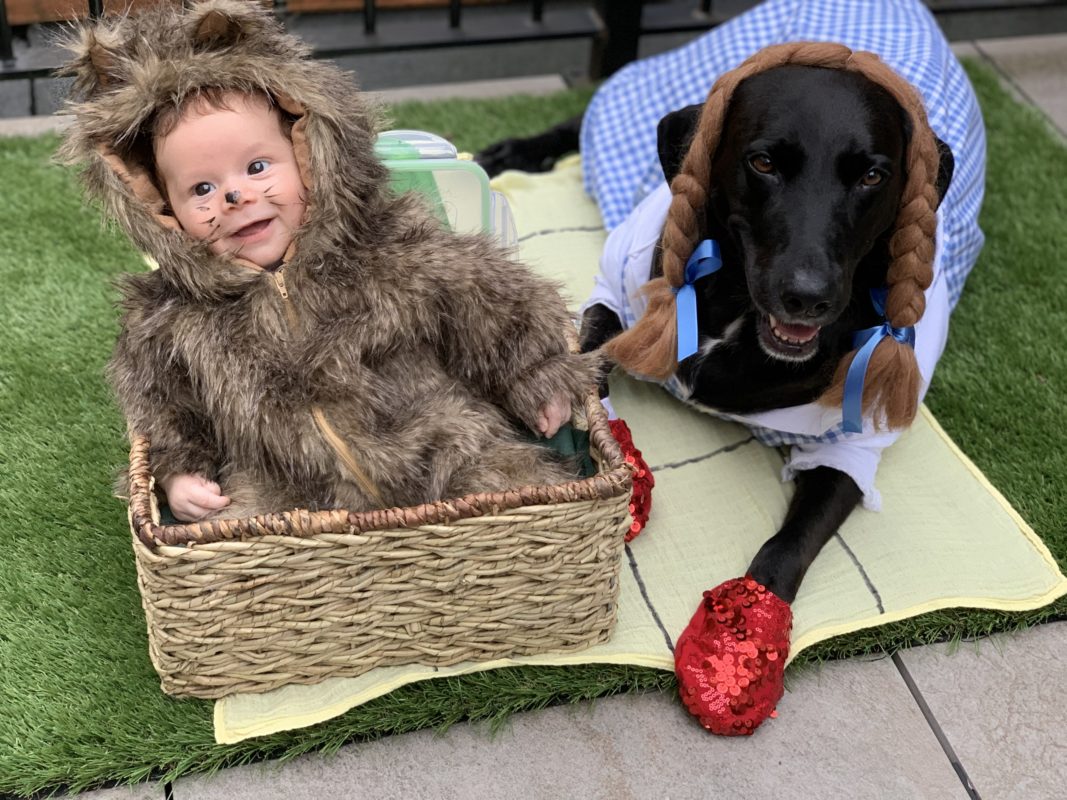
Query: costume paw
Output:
[[608, 418, 654, 541], [674, 576, 792, 735]]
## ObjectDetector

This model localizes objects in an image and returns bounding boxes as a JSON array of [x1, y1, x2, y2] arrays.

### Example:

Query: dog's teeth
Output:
[[770, 319, 795, 343], [768, 315, 816, 345]]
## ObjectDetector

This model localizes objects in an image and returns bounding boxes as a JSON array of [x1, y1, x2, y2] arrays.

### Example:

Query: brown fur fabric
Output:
[[59, 0, 595, 516]]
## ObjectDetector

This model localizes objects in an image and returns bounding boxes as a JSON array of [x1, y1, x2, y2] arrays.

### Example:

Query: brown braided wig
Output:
[[605, 42, 940, 431]]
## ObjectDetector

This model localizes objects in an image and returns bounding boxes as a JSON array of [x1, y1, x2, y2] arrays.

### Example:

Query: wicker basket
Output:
[[127, 389, 633, 699]]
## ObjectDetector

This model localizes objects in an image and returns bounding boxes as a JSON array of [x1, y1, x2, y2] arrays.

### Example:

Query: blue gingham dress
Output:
[[580, 0, 986, 508]]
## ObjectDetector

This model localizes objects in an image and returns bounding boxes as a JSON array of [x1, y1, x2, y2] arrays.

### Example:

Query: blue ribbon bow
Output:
[[841, 288, 916, 433], [673, 239, 723, 361]]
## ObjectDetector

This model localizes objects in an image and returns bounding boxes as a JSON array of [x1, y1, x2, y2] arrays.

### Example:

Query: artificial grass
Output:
[[0, 60, 1063, 796]]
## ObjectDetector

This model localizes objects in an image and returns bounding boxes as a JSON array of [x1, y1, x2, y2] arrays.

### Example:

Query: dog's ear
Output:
[[657, 103, 704, 184], [933, 137, 954, 209]]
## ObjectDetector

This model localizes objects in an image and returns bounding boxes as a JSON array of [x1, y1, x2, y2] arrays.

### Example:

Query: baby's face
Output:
[[155, 93, 306, 268]]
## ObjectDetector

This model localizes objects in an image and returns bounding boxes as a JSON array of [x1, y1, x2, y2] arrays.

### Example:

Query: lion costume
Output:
[[59, 0, 594, 516]]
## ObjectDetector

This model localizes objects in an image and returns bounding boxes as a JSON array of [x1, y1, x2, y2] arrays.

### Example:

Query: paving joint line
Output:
[[972, 40, 1067, 141], [892, 653, 981, 800]]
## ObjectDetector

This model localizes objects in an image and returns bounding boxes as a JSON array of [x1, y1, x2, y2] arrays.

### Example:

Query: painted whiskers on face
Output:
[[263, 184, 308, 207], [236, 187, 307, 260], [198, 183, 307, 260], [155, 92, 308, 268]]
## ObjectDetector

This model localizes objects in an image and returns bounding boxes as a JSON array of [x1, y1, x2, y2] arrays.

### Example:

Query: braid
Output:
[[819, 51, 939, 429], [604, 49, 797, 378], [606, 42, 939, 429]]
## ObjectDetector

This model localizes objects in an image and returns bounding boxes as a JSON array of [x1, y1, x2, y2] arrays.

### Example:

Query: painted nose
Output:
[[224, 190, 241, 205]]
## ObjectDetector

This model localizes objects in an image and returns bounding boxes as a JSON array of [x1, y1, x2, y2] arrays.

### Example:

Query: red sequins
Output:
[[674, 576, 793, 736], [608, 418, 654, 541]]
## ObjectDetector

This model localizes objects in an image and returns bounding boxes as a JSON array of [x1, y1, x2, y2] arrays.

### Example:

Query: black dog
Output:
[[478, 65, 953, 604]]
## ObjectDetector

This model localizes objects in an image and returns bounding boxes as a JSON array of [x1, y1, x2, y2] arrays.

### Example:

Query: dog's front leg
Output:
[[578, 303, 623, 397], [675, 466, 862, 734], [747, 466, 863, 603]]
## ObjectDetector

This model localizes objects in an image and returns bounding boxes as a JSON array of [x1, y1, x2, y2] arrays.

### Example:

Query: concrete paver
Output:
[[172, 657, 967, 800], [975, 34, 1067, 135], [898, 621, 1067, 800], [0, 75, 569, 139], [371, 74, 568, 104], [0, 113, 71, 137]]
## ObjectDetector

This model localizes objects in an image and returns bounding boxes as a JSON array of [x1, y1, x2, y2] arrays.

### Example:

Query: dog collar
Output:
[[842, 288, 916, 433], [674, 239, 723, 360]]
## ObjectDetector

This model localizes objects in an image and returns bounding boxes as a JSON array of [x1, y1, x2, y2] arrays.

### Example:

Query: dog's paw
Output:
[[474, 138, 558, 177], [674, 576, 792, 735]]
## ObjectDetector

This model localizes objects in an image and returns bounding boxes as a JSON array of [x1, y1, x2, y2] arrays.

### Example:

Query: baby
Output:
[[62, 1, 593, 522], [150, 90, 572, 520]]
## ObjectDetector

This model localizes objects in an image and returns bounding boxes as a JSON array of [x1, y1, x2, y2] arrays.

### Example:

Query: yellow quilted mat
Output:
[[214, 156, 1066, 743]]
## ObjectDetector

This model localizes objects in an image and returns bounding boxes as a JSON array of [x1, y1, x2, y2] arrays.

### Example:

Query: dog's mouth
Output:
[[757, 313, 821, 362]]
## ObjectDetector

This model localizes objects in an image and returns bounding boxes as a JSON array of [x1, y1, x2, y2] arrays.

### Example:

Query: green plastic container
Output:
[[375, 130, 517, 246]]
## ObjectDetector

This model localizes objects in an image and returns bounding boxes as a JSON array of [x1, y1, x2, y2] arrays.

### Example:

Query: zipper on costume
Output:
[[268, 264, 386, 506], [272, 268, 289, 300], [271, 266, 300, 332]]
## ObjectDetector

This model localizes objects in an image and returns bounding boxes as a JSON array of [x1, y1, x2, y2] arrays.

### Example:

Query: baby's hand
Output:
[[536, 392, 571, 438], [160, 473, 230, 522]]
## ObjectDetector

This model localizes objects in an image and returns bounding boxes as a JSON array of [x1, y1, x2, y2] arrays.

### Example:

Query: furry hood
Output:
[[58, 0, 390, 300]]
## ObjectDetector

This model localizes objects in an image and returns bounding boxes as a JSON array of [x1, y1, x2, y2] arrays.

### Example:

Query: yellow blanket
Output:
[[214, 156, 1067, 743]]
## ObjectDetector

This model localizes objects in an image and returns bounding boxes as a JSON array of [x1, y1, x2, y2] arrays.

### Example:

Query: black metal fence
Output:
[[3, 0, 1067, 108]]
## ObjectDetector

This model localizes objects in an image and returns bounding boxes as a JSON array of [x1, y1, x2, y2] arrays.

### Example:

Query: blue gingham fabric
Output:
[[580, 0, 985, 310], [579, 0, 986, 502]]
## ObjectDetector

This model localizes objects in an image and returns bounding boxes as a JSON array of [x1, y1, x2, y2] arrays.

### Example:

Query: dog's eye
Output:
[[749, 154, 775, 175], [861, 169, 885, 187]]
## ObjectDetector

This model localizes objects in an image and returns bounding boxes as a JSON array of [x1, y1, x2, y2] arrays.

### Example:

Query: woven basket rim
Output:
[[128, 388, 632, 550]]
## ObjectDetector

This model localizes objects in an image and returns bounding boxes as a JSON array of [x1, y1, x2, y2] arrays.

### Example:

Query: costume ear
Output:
[[194, 8, 245, 48], [657, 103, 704, 184], [58, 26, 121, 94], [87, 34, 115, 87], [933, 137, 954, 209]]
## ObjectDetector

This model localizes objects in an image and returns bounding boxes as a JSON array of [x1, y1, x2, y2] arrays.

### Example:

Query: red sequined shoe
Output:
[[608, 418, 654, 542], [674, 576, 793, 735]]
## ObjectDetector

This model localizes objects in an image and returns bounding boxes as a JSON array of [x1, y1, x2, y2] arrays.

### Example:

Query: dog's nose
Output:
[[779, 273, 834, 319], [781, 291, 832, 318]]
